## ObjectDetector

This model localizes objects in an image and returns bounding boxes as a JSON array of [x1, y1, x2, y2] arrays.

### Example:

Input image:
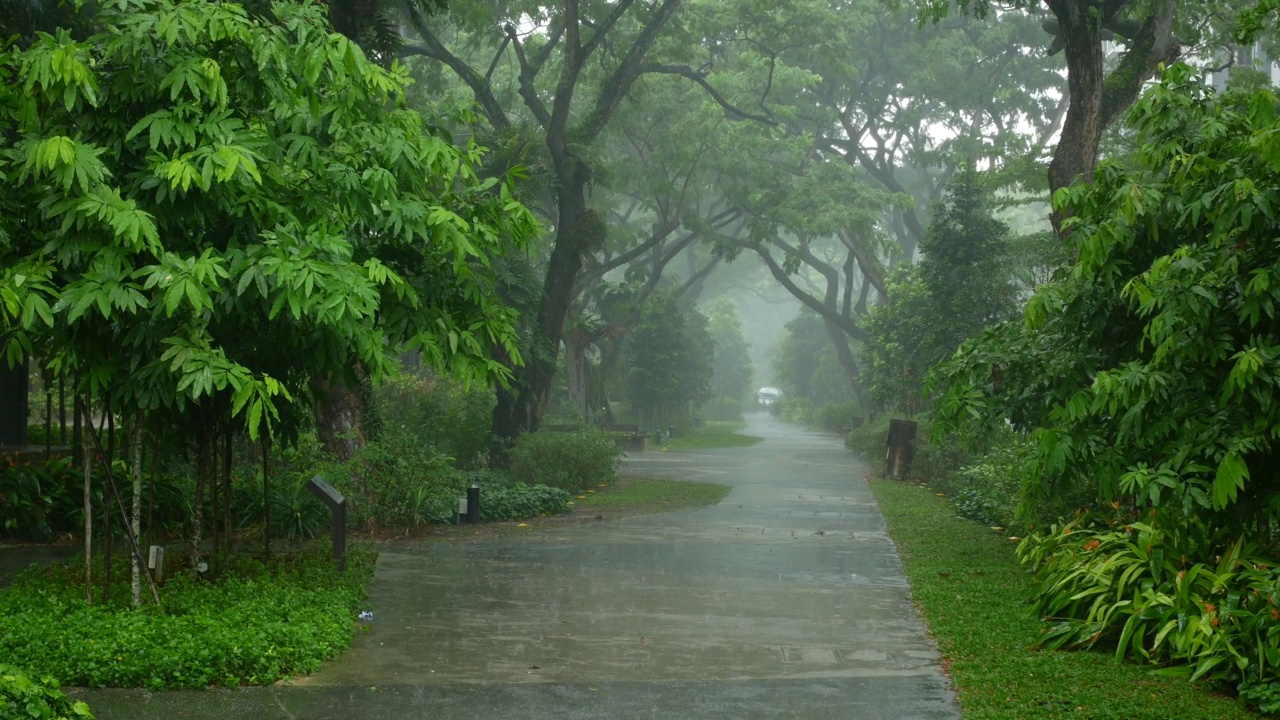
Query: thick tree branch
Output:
[[640, 63, 779, 125], [1100, 0, 1180, 128], [740, 239, 866, 341], [841, 253, 855, 320], [531, 20, 565, 71], [578, 0, 683, 143], [484, 35, 511, 82], [839, 229, 887, 298], [582, 0, 637, 60], [546, 0, 587, 163], [504, 24, 553, 128], [673, 255, 722, 300], [401, 10, 508, 129]]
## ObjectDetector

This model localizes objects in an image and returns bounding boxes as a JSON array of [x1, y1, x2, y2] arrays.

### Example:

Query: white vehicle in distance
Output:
[[756, 387, 781, 407]]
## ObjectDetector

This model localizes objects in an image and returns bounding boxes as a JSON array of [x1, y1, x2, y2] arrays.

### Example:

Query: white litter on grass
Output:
[[358, 610, 373, 622]]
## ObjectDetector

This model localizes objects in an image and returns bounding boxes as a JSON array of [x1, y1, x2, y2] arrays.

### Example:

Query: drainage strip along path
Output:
[[79, 413, 959, 719]]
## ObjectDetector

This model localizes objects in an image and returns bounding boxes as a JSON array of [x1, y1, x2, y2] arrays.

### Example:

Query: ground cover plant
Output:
[[569, 476, 730, 516], [0, 664, 95, 719], [664, 421, 763, 451], [0, 546, 375, 689], [871, 480, 1263, 720]]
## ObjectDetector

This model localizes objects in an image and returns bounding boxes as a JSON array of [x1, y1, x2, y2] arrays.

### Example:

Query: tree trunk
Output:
[[189, 428, 208, 576], [564, 329, 591, 421], [130, 416, 142, 607], [313, 375, 367, 461], [493, 171, 602, 441], [823, 319, 872, 412], [1046, 0, 1180, 233], [1046, 0, 1105, 223], [82, 404, 92, 605]]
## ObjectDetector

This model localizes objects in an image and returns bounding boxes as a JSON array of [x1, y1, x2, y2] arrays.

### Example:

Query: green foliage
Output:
[[571, 477, 730, 515], [0, 0, 537, 445], [705, 298, 754, 403], [0, 664, 94, 720], [622, 293, 714, 425], [933, 66, 1280, 533], [1019, 512, 1280, 707], [950, 440, 1027, 528], [508, 429, 620, 494], [845, 414, 891, 457], [701, 397, 743, 422], [871, 479, 1266, 719], [663, 421, 763, 451], [0, 547, 375, 689], [0, 454, 78, 540], [770, 310, 856, 406], [864, 168, 1018, 414], [373, 374, 495, 469], [477, 482, 570, 521], [815, 401, 862, 433]]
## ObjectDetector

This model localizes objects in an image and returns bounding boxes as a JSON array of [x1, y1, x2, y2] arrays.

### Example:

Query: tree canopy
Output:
[[0, 0, 538, 441], [933, 65, 1280, 529]]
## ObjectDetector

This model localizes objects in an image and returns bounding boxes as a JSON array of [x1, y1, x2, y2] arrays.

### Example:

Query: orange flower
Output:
[[1083, 539, 1101, 552], [1269, 609, 1278, 621], [1205, 603, 1217, 614]]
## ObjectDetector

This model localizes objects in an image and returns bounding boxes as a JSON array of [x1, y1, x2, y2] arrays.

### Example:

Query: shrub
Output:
[[845, 415, 891, 457], [1, 455, 78, 541], [815, 401, 861, 433], [478, 482, 571, 521], [327, 433, 465, 532], [776, 397, 816, 425], [508, 429, 620, 493], [702, 397, 744, 422], [0, 547, 375, 689], [1019, 512, 1280, 708], [0, 664, 94, 719], [949, 441, 1024, 527], [374, 375, 494, 469]]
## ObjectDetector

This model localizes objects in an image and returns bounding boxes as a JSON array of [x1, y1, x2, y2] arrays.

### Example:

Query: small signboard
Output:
[[306, 475, 347, 571]]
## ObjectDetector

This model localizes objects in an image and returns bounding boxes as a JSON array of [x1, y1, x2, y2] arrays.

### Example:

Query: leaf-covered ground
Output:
[[870, 480, 1262, 720]]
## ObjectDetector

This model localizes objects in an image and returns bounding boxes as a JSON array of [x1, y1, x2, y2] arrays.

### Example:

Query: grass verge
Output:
[[569, 475, 731, 516], [870, 479, 1260, 720], [0, 546, 375, 689], [664, 420, 763, 451]]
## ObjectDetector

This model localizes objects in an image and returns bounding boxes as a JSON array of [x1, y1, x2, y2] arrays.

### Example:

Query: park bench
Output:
[[604, 423, 647, 452]]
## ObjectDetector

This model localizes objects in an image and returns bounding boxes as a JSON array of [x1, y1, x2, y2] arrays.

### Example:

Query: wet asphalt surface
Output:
[[67, 413, 959, 719]]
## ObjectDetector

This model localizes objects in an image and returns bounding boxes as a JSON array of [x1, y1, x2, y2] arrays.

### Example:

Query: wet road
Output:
[[78, 413, 959, 719]]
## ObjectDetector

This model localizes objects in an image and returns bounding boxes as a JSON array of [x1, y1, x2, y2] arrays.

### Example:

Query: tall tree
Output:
[[863, 167, 1018, 413], [399, 0, 781, 439], [933, 65, 1280, 526], [0, 0, 536, 544], [920, 0, 1183, 230], [706, 297, 754, 403], [622, 291, 713, 426]]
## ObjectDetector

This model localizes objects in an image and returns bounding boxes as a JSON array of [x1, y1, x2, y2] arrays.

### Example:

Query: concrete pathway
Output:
[[78, 413, 959, 719]]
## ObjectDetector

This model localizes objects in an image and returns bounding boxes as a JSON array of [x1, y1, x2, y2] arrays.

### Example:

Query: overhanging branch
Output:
[[401, 10, 509, 130], [639, 63, 779, 125]]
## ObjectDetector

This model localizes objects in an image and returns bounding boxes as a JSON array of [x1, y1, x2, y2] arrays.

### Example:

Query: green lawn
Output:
[[870, 480, 1261, 720], [570, 475, 730, 515], [663, 420, 763, 451]]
